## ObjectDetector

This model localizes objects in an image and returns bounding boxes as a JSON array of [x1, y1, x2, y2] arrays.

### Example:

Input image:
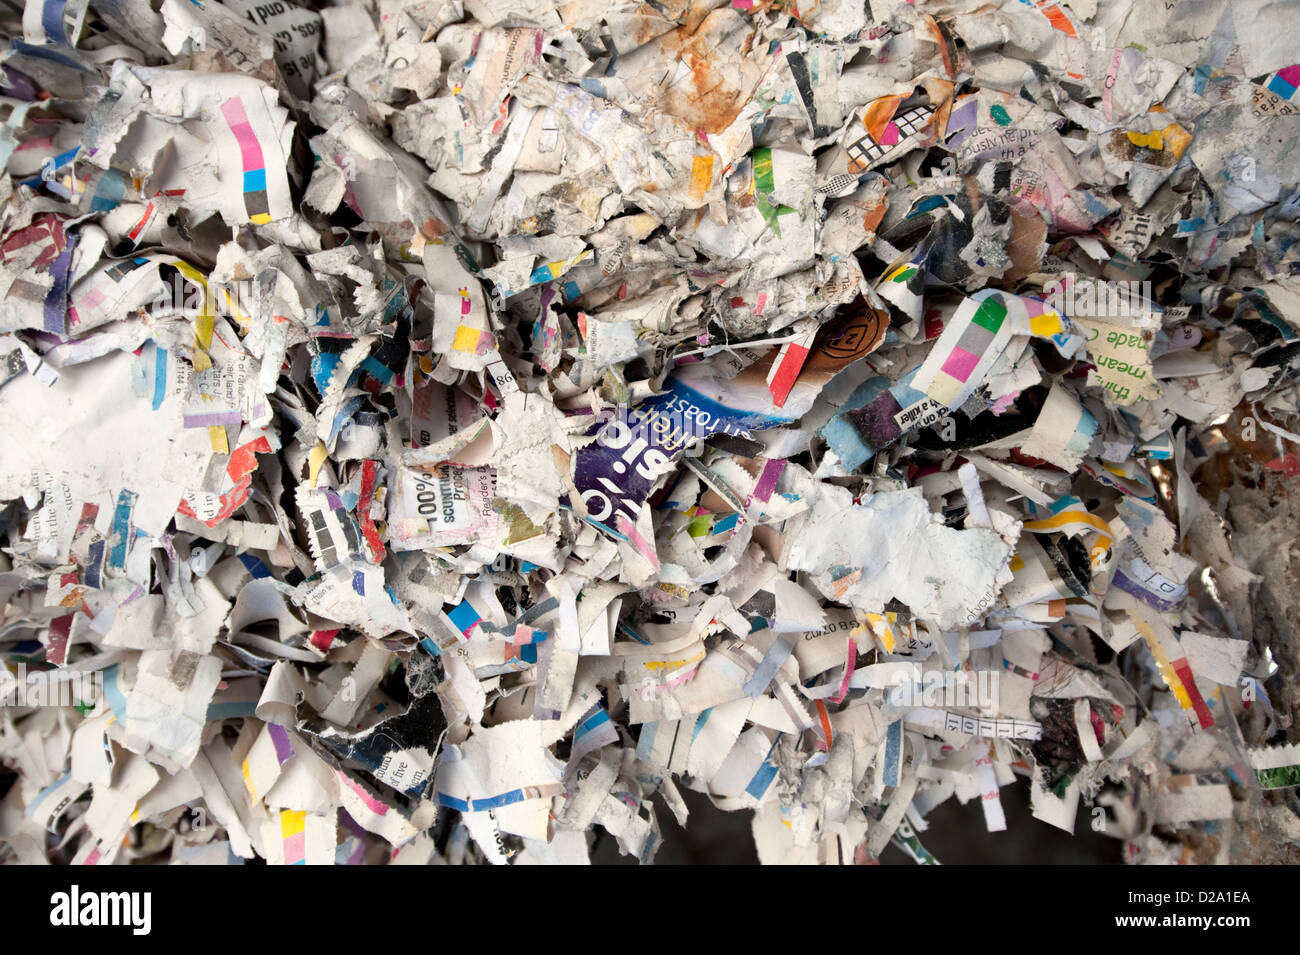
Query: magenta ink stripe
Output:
[[752, 457, 787, 503], [220, 97, 266, 175]]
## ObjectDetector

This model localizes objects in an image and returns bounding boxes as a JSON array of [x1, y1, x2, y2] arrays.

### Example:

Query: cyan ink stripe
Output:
[[107, 490, 136, 570], [152, 346, 167, 410]]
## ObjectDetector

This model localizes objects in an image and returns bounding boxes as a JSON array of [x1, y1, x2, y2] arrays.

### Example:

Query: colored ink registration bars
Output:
[[220, 96, 273, 225]]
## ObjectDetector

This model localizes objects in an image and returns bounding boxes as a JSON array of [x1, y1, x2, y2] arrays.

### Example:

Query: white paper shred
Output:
[[0, 0, 1298, 870]]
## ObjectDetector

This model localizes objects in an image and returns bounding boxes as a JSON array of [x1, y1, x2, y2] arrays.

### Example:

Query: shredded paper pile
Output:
[[3, 0, 1300, 866]]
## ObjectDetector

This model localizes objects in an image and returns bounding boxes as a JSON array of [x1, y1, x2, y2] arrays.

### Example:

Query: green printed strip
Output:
[[970, 296, 1007, 334], [892, 825, 940, 865], [753, 147, 776, 195], [753, 147, 795, 236], [1256, 764, 1300, 789]]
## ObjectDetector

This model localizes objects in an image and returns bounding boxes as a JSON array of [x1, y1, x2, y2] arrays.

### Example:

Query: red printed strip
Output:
[[1039, 3, 1076, 37], [74, 502, 99, 537], [311, 629, 342, 654], [974, 742, 1007, 832], [1134, 609, 1214, 731], [357, 460, 385, 563], [1173, 658, 1215, 731], [47, 613, 74, 666], [177, 434, 273, 527], [1003, 658, 1040, 681], [765, 329, 815, 408], [127, 201, 156, 243], [815, 699, 834, 750]]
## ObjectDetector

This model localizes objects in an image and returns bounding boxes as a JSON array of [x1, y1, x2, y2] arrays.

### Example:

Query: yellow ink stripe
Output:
[[865, 612, 896, 652], [1023, 511, 1113, 536], [308, 441, 329, 487], [242, 757, 258, 801], [280, 808, 306, 838], [1135, 617, 1192, 712], [689, 154, 714, 201], [643, 651, 706, 673], [173, 261, 216, 371], [452, 326, 482, 352], [1029, 311, 1064, 337], [1126, 129, 1164, 150]]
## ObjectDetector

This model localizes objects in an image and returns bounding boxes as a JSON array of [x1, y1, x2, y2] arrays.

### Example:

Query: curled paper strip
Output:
[[0, 0, 1298, 869]]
